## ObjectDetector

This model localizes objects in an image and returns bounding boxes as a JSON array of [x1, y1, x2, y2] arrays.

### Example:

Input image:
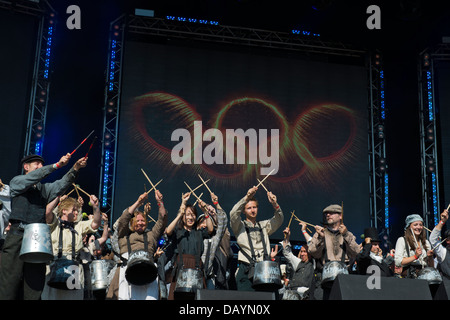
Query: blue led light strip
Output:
[[291, 29, 320, 37], [380, 70, 385, 120], [432, 172, 438, 225], [108, 40, 117, 91], [427, 71, 434, 121], [43, 26, 53, 79], [102, 149, 110, 207], [166, 15, 219, 25], [384, 173, 389, 229]]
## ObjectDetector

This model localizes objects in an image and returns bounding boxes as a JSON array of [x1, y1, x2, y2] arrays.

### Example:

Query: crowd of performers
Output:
[[0, 153, 449, 300]]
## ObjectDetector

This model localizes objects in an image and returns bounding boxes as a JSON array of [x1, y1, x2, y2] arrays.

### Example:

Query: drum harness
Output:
[[56, 218, 78, 262], [239, 222, 270, 279], [123, 232, 149, 266]]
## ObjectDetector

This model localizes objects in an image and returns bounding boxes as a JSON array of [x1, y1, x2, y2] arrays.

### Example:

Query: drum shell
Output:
[[175, 268, 204, 294], [47, 258, 80, 290], [282, 289, 300, 300], [417, 267, 443, 285], [91, 259, 115, 290], [252, 260, 283, 291], [19, 223, 54, 263], [321, 261, 348, 287], [125, 250, 157, 286]]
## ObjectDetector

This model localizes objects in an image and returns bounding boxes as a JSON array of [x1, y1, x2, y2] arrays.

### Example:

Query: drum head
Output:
[[125, 260, 157, 286]]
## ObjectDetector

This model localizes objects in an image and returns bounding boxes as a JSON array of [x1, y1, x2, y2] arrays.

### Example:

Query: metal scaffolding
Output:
[[0, 0, 57, 157], [418, 43, 450, 230]]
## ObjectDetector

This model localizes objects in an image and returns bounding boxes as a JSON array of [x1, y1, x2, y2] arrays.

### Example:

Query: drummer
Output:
[[0, 153, 87, 300], [429, 208, 449, 279], [308, 204, 360, 278], [281, 226, 315, 299], [229, 186, 284, 291], [165, 192, 214, 300], [394, 214, 433, 278], [106, 191, 167, 299], [41, 193, 102, 300]]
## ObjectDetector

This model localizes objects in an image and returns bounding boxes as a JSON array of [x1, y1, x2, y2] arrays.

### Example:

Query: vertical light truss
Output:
[[99, 16, 126, 218], [21, 5, 55, 157], [418, 44, 450, 229], [368, 51, 389, 235]]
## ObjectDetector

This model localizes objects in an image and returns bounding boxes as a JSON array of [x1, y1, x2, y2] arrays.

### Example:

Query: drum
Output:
[[417, 267, 443, 285], [47, 258, 80, 290], [174, 268, 204, 299], [91, 259, 116, 290], [19, 223, 53, 263], [321, 261, 348, 288], [252, 260, 283, 291], [125, 250, 157, 286], [282, 289, 300, 300]]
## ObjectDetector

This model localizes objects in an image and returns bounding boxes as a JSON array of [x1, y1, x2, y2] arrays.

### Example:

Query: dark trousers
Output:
[[0, 224, 46, 300], [235, 263, 255, 292]]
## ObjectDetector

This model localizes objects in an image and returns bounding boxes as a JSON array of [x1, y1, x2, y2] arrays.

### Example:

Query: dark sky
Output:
[[3, 0, 450, 243]]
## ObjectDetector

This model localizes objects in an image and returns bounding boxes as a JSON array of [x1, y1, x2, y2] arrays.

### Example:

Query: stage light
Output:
[[34, 140, 42, 155], [424, 53, 430, 67], [43, 26, 54, 79], [377, 124, 384, 139]]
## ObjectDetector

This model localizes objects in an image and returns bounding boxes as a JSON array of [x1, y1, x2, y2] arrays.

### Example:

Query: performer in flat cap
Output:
[[0, 153, 87, 300], [308, 204, 360, 298]]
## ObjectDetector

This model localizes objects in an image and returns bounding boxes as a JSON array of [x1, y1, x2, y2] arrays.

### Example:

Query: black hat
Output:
[[21, 154, 45, 166], [363, 227, 381, 242]]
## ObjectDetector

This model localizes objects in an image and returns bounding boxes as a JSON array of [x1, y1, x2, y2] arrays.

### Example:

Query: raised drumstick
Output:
[[256, 179, 269, 192], [184, 181, 204, 203], [141, 168, 157, 190], [198, 174, 213, 194], [255, 168, 275, 189], [70, 130, 94, 155], [145, 179, 163, 194]]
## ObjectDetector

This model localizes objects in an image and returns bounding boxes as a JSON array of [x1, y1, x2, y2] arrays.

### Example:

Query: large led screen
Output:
[[114, 40, 370, 241]]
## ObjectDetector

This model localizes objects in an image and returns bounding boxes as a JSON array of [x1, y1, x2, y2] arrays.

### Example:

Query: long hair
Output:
[[178, 204, 198, 229], [404, 225, 428, 251], [130, 211, 147, 232]]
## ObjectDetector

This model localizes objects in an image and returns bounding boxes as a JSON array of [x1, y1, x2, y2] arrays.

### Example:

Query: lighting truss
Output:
[[418, 43, 450, 229], [0, 0, 55, 157], [368, 51, 389, 235]]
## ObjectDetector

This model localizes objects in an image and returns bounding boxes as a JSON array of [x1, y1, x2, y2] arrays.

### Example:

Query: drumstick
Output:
[[198, 174, 213, 194], [257, 179, 269, 192], [447, 204, 450, 211], [70, 130, 94, 155], [411, 228, 421, 249], [73, 184, 90, 197], [294, 217, 315, 228], [84, 136, 97, 159], [72, 183, 81, 198], [287, 210, 295, 228], [147, 214, 157, 224], [431, 237, 448, 251], [184, 181, 204, 203], [190, 179, 211, 194], [194, 193, 204, 206], [255, 168, 275, 189], [141, 168, 157, 190], [145, 179, 163, 194], [66, 188, 75, 197]]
